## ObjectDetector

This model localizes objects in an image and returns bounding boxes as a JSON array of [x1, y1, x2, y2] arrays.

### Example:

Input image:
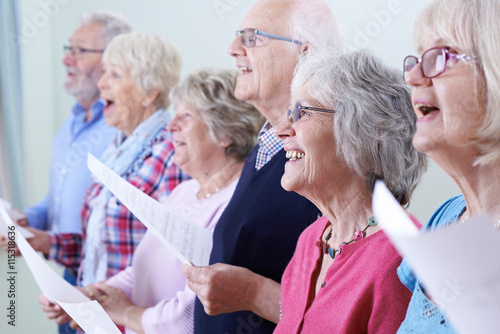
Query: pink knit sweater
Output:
[[275, 216, 412, 334]]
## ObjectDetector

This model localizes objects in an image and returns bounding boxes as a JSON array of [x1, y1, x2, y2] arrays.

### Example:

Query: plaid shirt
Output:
[[48, 128, 189, 281], [255, 122, 284, 170]]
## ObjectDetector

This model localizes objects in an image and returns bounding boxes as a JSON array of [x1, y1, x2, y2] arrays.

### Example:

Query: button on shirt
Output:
[[24, 100, 115, 234]]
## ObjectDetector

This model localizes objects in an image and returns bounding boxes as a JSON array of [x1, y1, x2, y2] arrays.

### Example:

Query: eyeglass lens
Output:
[[242, 29, 256, 47], [404, 48, 447, 79]]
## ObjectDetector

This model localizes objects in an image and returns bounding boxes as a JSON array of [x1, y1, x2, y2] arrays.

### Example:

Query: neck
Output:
[[428, 147, 500, 218], [196, 158, 244, 199], [313, 179, 380, 245], [253, 97, 289, 127]]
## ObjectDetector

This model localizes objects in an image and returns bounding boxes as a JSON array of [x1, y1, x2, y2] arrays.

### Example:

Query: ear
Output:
[[219, 138, 231, 148], [142, 87, 161, 108], [300, 43, 314, 57]]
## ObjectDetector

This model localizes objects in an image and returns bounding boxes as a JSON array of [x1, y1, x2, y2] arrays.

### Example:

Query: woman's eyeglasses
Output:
[[287, 103, 335, 123], [403, 46, 477, 80]]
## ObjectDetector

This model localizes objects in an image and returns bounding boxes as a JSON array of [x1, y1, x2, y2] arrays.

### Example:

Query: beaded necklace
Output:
[[316, 216, 378, 259]]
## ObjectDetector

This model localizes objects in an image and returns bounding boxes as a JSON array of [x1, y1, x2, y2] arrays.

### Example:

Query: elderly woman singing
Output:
[[37, 31, 188, 327], [398, 0, 500, 332]]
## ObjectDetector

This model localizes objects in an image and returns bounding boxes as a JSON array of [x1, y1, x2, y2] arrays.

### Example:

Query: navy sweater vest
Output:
[[194, 145, 320, 334]]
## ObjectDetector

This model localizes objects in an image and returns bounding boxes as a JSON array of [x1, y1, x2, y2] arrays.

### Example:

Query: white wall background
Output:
[[0, 0, 460, 333]]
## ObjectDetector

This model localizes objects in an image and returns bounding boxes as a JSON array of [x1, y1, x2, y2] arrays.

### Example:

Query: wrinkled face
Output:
[[62, 23, 105, 103], [275, 83, 343, 199], [167, 102, 225, 177], [227, 0, 302, 124], [97, 62, 148, 135], [406, 37, 486, 159]]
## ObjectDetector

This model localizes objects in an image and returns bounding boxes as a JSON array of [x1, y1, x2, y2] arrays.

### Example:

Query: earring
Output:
[[142, 101, 150, 107]]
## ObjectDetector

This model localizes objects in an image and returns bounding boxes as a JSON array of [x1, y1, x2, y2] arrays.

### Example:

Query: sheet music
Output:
[[0, 198, 34, 238], [0, 200, 120, 333], [87, 153, 213, 266], [373, 181, 500, 334]]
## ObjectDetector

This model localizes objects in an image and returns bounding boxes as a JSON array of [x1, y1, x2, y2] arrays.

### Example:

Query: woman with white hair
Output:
[[38, 31, 188, 327], [398, 0, 500, 332]]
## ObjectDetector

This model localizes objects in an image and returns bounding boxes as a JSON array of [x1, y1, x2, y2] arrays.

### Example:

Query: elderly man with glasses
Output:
[[182, 0, 343, 333], [1, 11, 130, 333]]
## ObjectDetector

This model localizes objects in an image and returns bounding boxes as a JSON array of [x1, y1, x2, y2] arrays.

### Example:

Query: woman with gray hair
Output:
[[78, 69, 264, 333], [398, 0, 500, 332], [273, 49, 427, 333], [38, 31, 188, 329]]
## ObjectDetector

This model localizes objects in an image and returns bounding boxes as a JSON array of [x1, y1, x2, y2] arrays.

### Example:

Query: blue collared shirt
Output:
[[24, 99, 116, 233]]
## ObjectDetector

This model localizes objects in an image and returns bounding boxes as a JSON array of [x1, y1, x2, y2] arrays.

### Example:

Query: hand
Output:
[[38, 294, 72, 325], [92, 283, 134, 326], [25, 227, 51, 254], [182, 263, 280, 323], [0, 233, 21, 256], [10, 209, 28, 226]]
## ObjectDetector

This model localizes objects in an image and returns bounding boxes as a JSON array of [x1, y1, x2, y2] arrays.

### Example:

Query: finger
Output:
[[69, 319, 81, 330], [55, 313, 71, 325]]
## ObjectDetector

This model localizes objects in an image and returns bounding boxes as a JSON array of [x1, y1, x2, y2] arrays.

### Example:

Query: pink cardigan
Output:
[[275, 216, 412, 334]]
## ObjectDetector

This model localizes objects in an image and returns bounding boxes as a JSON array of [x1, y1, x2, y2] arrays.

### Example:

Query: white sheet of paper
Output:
[[373, 181, 500, 334], [87, 153, 213, 266], [0, 201, 120, 334], [0, 198, 34, 238]]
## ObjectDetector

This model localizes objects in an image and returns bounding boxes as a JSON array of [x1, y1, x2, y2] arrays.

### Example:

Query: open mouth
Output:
[[286, 150, 305, 161], [415, 103, 439, 117], [103, 99, 115, 113]]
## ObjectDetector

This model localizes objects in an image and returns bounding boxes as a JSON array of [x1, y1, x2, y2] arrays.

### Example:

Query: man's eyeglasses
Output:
[[287, 102, 335, 123], [235, 28, 303, 48], [403, 46, 477, 80], [64, 45, 104, 58]]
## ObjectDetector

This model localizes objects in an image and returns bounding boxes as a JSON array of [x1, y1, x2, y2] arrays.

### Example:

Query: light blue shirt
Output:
[[24, 99, 115, 234], [397, 195, 466, 334]]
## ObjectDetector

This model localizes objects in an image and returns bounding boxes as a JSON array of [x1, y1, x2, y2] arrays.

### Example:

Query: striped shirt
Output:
[[48, 128, 189, 282]]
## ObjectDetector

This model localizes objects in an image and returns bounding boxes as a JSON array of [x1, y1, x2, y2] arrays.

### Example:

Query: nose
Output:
[[62, 49, 76, 66], [228, 35, 246, 58], [167, 115, 180, 132], [405, 63, 432, 87], [275, 111, 295, 141], [97, 71, 108, 92]]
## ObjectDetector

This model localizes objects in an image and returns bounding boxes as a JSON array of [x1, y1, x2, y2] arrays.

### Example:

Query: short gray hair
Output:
[[169, 69, 265, 161], [102, 32, 182, 110], [78, 11, 132, 45], [292, 49, 428, 206], [290, 0, 343, 51], [413, 0, 500, 165]]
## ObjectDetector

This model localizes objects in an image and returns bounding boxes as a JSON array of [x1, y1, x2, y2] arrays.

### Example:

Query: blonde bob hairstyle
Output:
[[413, 0, 500, 165], [102, 32, 182, 110], [169, 69, 265, 162]]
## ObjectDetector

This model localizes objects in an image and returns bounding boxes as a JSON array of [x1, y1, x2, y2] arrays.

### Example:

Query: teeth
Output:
[[239, 67, 252, 73], [286, 150, 304, 160]]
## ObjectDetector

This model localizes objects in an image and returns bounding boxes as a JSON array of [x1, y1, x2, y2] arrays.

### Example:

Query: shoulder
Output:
[[423, 195, 466, 232]]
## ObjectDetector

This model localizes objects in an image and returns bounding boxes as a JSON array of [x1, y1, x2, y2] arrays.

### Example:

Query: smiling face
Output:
[[406, 38, 487, 160], [97, 62, 150, 135], [167, 102, 228, 179], [276, 83, 347, 199], [227, 0, 303, 125], [62, 22, 106, 107]]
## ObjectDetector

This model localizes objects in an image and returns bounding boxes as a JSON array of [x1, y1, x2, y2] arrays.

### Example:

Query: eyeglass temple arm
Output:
[[256, 31, 303, 44]]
